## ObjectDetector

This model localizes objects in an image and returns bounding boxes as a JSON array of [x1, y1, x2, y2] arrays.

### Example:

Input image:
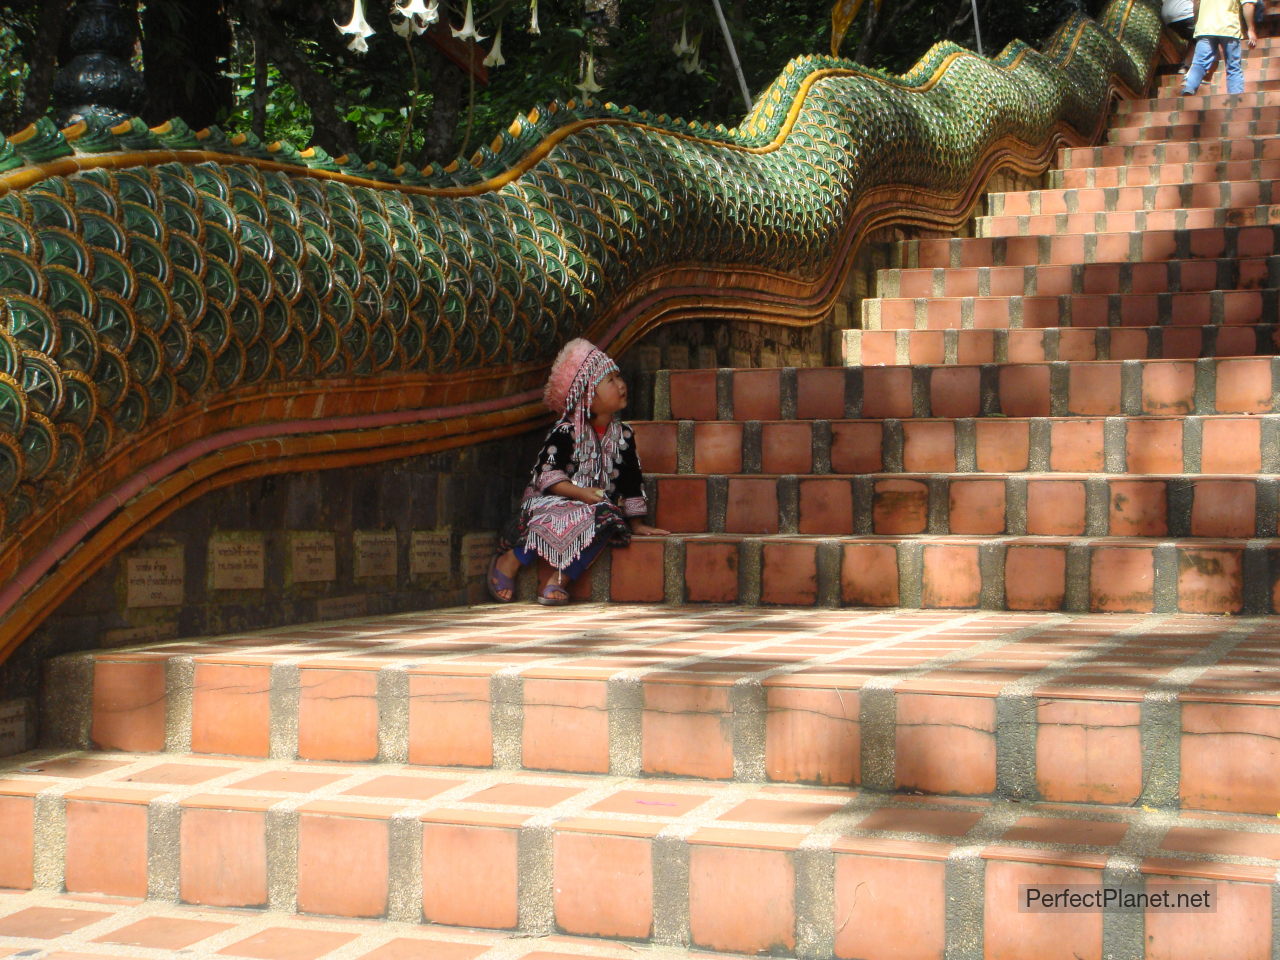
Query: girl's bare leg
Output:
[[536, 560, 570, 599]]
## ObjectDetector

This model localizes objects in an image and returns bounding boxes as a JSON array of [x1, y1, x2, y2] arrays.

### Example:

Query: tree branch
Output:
[[228, 0, 359, 155], [18, 0, 71, 127]]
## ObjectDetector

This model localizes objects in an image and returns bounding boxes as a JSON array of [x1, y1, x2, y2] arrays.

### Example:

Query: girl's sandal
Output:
[[487, 558, 516, 603], [537, 581, 570, 606]]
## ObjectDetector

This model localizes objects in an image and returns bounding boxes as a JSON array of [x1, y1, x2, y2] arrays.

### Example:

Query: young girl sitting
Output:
[[488, 338, 668, 605]]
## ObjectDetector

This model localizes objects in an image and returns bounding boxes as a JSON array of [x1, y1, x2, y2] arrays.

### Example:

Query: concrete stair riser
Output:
[[656, 359, 1280, 422], [978, 208, 1280, 239], [634, 415, 1280, 477], [844, 324, 1279, 362], [1059, 135, 1280, 170], [32, 611, 1280, 810], [988, 180, 1279, 216], [902, 225, 1280, 269], [645, 473, 1280, 540], [878, 256, 1280, 299]]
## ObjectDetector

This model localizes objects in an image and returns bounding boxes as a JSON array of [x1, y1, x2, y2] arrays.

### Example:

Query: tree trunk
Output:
[[227, 0, 359, 156], [251, 35, 268, 138], [417, 43, 466, 165], [141, 0, 234, 129], [17, 0, 72, 127]]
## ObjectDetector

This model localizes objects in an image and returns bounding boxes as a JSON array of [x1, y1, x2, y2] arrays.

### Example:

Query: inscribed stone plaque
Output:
[[126, 550, 185, 607], [410, 531, 452, 577], [461, 531, 498, 578], [291, 532, 336, 584], [209, 534, 265, 590], [0, 700, 31, 756], [316, 594, 369, 621], [354, 530, 397, 579]]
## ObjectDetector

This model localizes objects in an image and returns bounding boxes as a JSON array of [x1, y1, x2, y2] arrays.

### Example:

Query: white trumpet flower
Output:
[[451, 0, 487, 42], [483, 25, 505, 66], [678, 32, 702, 73], [575, 51, 603, 94], [672, 19, 694, 57], [529, 0, 541, 34], [335, 0, 376, 51], [400, 0, 438, 33]]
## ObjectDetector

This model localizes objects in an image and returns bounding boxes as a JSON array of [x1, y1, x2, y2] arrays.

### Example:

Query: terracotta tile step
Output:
[[647, 472, 1280, 540], [901, 223, 1280, 268], [633, 414, 1280, 477], [0, 891, 742, 960], [1053, 155, 1280, 189], [1108, 104, 1280, 130], [1154, 74, 1280, 94], [1107, 119, 1280, 144], [654, 359, 1280, 423], [32, 605, 1280, 805], [987, 178, 1275, 217], [862, 291, 1275, 332], [1058, 134, 1280, 171], [976, 205, 1280, 239], [1117, 89, 1280, 114], [844, 323, 1278, 363], [8, 753, 1280, 957], [616, 533, 1280, 615], [878, 253, 1279, 298]]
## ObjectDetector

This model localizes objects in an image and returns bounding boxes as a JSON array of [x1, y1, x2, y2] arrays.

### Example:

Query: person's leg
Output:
[[1221, 38, 1245, 94], [489, 546, 532, 602], [1182, 37, 1218, 93], [534, 537, 610, 604], [1174, 19, 1196, 70]]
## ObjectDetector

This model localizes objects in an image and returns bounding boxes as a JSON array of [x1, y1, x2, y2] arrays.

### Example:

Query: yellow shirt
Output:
[[1194, 0, 1253, 38]]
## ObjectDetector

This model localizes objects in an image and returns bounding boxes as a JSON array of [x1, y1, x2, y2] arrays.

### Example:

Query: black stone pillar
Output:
[[52, 0, 144, 127]]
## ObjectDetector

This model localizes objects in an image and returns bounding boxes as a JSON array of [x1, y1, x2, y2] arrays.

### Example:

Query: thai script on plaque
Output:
[[354, 530, 397, 578], [291, 532, 336, 583], [126, 552, 185, 607], [410, 531, 452, 577], [461, 531, 498, 578], [210, 534, 265, 590]]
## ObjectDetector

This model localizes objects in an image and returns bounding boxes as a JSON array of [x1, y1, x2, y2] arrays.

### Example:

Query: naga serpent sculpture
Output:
[[0, 0, 1163, 660]]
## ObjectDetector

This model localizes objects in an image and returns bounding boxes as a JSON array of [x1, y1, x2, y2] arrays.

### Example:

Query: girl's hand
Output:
[[629, 520, 669, 536]]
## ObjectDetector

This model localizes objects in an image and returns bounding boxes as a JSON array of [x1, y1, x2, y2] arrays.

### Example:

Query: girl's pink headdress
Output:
[[543, 338, 618, 416]]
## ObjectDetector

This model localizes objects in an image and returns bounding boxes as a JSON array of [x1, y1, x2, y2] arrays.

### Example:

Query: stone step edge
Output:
[[633, 418, 1280, 480], [642, 473, 1280, 541], [1109, 106, 1280, 129], [861, 290, 1275, 318], [985, 178, 1278, 209], [976, 210, 1280, 239], [854, 318, 1276, 346], [897, 224, 1280, 268], [5, 756, 1280, 957], [1118, 91, 1280, 113], [1058, 136, 1280, 167], [0, 891, 748, 960], [879, 254, 1280, 285], [648, 358, 1280, 423]]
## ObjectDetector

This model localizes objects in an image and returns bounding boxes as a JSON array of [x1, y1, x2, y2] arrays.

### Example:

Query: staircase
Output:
[[7, 39, 1280, 960]]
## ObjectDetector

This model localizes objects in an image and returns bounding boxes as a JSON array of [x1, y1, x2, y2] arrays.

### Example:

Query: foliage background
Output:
[[0, 0, 1106, 167]]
